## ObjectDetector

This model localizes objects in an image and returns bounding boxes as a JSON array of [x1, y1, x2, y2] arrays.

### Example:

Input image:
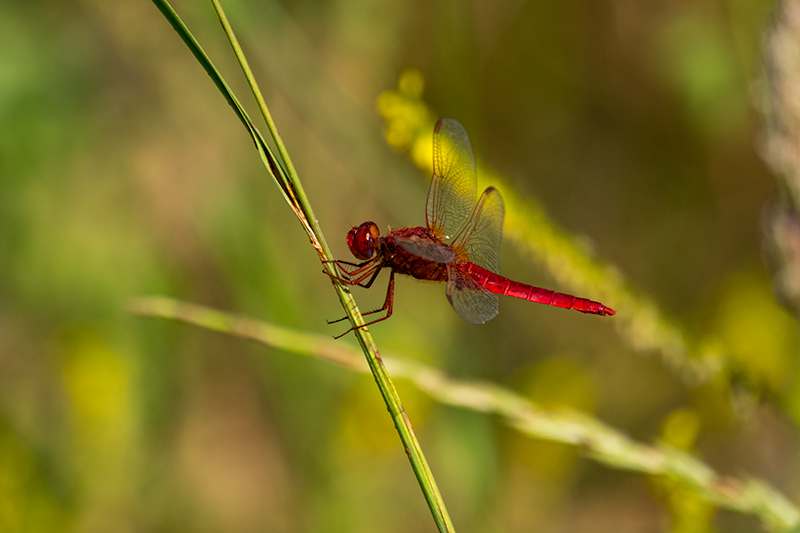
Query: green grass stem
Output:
[[148, 1, 454, 530]]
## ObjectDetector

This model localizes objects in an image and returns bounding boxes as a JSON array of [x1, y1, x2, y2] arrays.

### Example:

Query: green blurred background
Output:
[[1, 0, 797, 531]]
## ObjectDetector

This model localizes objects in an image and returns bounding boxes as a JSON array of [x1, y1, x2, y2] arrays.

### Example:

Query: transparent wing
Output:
[[446, 264, 500, 324], [451, 187, 504, 274], [394, 235, 456, 263], [426, 119, 477, 242]]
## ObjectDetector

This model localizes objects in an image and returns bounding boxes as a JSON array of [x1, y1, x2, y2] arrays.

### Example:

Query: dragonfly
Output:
[[328, 118, 614, 337]]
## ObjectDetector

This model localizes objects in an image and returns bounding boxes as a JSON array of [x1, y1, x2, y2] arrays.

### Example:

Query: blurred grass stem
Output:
[[130, 296, 800, 533]]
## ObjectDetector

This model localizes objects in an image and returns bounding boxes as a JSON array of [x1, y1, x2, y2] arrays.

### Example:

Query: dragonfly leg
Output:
[[322, 258, 365, 273], [332, 271, 396, 339], [324, 261, 382, 289], [323, 259, 381, 286], [326, 266, 384, 326]]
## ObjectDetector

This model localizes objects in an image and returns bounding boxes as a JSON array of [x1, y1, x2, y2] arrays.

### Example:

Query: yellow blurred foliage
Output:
[[712, 272, 798, 394], [336, 376, 431, 455], [0, 432, 70, 532], [507, 357, 596, 479], [57, 328, 139, 527], [661, 408, 702, 451]]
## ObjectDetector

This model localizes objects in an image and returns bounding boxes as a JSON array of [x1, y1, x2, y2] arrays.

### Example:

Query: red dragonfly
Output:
[[328, 118, 614, 337]]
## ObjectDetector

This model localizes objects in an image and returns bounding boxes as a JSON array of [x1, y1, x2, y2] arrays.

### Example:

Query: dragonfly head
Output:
[[347, 221, 380, 260]]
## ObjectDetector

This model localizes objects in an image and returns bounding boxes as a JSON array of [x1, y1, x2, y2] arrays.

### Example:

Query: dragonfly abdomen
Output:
[[462, 263, 615, 316]]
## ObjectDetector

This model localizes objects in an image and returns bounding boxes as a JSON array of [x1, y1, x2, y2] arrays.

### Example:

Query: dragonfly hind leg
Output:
[[330, 271, 396, 339]]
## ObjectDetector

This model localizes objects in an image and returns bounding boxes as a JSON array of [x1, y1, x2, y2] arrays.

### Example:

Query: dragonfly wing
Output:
[[446, 264, 500, 324], [394, 235, 456, 263], [426, 119, 477, 242], [452, 187, 504, 274]]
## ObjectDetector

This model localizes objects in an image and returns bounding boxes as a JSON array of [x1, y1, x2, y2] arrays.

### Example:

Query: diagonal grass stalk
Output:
[[149, 0, 455, 530]]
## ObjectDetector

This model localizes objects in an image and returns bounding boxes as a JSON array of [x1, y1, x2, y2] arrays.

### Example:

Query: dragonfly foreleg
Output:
[[323, 258, 365, 272], [324, 260, 382, 289], [323, 258, 381, 283]]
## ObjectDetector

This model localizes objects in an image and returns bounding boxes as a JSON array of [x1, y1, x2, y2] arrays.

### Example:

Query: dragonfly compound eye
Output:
[[347, 221, 378, 260]]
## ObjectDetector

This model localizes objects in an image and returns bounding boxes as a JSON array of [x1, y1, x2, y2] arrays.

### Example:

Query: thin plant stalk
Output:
[[149, 0, 455, 530]]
